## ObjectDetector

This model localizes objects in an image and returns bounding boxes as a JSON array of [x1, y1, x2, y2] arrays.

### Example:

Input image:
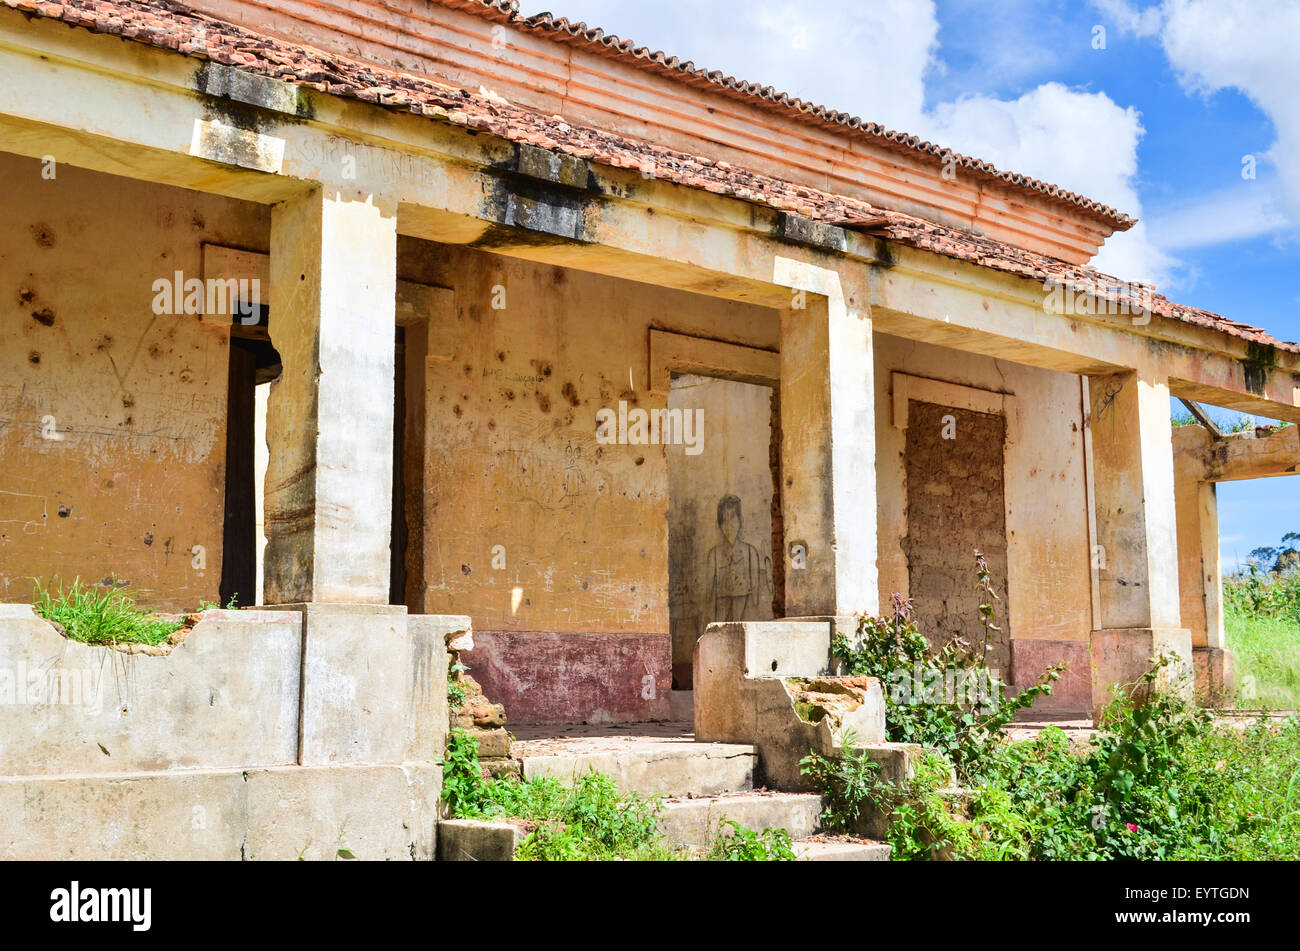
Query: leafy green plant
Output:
[[438, 728, 488, 816], [33, 577, 181, 647], [832, 555, 1061, 781], [513, 770, 669, 861], [437, 731, 673, 860], [706, 820, 796, 861], [799, 728, 881, 832], [447, 661, 469, 707]]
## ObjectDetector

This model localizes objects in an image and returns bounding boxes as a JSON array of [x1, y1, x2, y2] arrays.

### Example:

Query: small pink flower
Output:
[[1126, 823, 1138, 832]]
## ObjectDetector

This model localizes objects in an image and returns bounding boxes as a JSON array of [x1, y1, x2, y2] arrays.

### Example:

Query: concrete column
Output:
[[1175, 476, 1225, 651], [1173, 437, 1233, 705], [264, 187, 397, 605], [774, 259, 878, 618], [1087, 368, 1192, 712]]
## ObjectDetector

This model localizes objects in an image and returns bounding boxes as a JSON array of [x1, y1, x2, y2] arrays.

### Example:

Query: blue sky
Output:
[[520, 0, 1300, 568]]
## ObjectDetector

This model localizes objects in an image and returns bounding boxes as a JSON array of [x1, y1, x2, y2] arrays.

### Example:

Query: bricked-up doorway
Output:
[[903, 400, 1012, 673]]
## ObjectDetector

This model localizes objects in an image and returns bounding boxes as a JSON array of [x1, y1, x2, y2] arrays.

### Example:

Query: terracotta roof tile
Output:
[[4, 0, 1295, 354]]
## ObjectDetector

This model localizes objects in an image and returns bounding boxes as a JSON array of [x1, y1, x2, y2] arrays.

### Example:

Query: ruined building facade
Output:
[[1, 0, 1297, 857]]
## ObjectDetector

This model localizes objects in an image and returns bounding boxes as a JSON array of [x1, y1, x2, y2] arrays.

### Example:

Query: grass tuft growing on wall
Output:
[[32, 578, 181, 647]]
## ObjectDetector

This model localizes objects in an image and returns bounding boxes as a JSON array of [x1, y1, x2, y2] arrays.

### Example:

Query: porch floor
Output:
[[509, 720, 695, 757]]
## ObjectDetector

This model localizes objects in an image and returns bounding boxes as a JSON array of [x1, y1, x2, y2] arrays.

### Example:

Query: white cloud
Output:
[[1146, 181, 1293, 251], [1090, 0, 1163, 37], [922, 83, 1179, 284], [1159, 0, 1300, 218], [1101, 0, 1300, 236], [518, 0, 1174, 283]]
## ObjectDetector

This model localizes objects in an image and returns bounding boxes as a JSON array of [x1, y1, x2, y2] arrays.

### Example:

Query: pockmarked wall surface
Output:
[[0, 154, 268, 610], [398, 240, 778, 721]]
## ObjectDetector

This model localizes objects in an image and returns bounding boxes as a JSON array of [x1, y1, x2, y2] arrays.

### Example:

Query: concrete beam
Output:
[[264, 187, 397, 604], [1173, 423, 1300, 652], [1171, 423, 1300, 703]]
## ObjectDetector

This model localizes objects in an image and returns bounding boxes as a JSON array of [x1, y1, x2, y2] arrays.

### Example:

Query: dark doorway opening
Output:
[[220, 303, 279, 607]]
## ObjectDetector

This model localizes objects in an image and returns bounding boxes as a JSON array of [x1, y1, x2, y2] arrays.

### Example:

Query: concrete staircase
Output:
[[511, 733, 892, 860]]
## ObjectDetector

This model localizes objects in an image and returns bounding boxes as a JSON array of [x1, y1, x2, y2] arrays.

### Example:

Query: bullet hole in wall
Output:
[[30, 223, 55, 248]]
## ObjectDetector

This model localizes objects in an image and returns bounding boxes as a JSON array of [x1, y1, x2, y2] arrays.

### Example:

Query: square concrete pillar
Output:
[[264, 187, 397, 605], [775, 261, 878, 618], [1087, 369, 1192, 713], [1175, 476, 1225, 651]]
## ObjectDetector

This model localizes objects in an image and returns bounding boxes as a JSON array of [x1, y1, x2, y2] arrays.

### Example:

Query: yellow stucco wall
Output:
[[396, 238, 779, 634], [0, 154, 267, 609]]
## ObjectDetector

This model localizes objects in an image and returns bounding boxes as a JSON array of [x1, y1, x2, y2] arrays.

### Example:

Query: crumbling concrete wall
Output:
[[0, 154, 268, 610], [396, 238, 778, 722], [0, 604, 454, 858]]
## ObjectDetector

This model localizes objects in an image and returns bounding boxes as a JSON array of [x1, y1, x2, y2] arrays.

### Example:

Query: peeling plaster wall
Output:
[[874, 333, 1094, 701], [0, 154, 268, 609]]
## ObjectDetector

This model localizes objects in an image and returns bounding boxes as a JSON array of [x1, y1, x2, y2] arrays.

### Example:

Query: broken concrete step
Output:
[[656, 792, 824, 849], [858, 742, 931, 785], [438, 818, 523, 862], [794, 838, 891, 861], [518, 741, 757, 798]]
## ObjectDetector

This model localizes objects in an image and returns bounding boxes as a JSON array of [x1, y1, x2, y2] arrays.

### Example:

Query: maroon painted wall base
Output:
[[1010, 639, 1092, 716], [462, 630, 673, 725]]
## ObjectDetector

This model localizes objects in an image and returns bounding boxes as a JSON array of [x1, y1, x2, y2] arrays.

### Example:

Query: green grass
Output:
[[438, 729, 790, 861], [439, 729, 678, 860], [32, 578, 181, 647], [1225, 612, 1300, 709]]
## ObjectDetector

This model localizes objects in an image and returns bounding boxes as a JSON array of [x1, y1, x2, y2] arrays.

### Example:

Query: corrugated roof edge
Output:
[[439, 0, 1138, 232]]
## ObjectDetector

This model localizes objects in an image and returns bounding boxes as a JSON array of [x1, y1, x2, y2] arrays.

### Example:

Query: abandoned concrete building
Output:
[[2, 0, 1299, 859]]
